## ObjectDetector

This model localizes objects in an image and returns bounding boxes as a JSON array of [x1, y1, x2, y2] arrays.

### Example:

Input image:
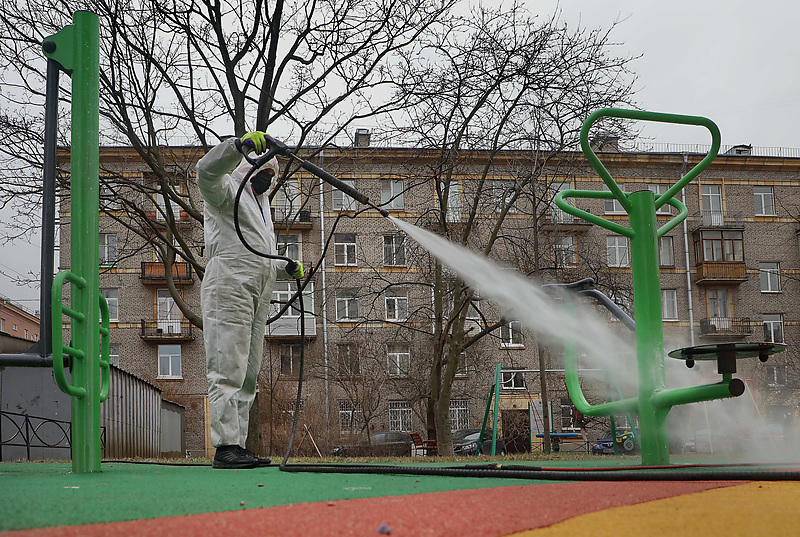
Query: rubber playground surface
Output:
[[2, 458, 799, 536]]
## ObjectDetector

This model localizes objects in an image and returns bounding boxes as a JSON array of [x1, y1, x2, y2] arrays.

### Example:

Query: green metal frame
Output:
[[43, 11, 108, 474], [554, 108, 742, 465]]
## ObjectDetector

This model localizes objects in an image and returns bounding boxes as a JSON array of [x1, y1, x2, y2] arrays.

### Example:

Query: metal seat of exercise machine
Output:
[[667, 342, 786, 373]]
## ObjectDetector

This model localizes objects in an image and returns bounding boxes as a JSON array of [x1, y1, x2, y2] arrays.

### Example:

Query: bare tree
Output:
[[377, 5, 636, 454], [0, 0, 458, 324]]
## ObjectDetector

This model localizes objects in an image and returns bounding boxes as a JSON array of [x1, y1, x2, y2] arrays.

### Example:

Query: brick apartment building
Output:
[[0, 296, 40, 345], [58, 139, 800, 456]]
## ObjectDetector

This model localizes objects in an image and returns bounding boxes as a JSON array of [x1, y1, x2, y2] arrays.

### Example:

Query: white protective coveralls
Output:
[[196, 138, 284, 448]]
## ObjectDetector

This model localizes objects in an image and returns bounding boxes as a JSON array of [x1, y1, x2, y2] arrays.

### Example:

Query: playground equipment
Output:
[[43, 11, 109, 474], [554, 109, 786, 466]]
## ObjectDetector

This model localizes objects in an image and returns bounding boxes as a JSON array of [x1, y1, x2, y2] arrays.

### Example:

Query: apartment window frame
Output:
[[763, 314, 784, 343], [332, 179, 356, 211], [383, 234, 406, 267], [279, 343, 303, 377], [276, 233, 300, 260], [269, 281, 313, 318], [157, 344, 182, 379], [385, 289, 409, 322], [449, 399, 470, 430], [442, 180, 462, 222], [701, 230, 743, 262], [648, 184, 672, 215], [603, 184, 626, 214], [661, 289, 678, 320], [273, 177, 299, 221], [99, 233, 118, 266], [337, 343, 361, 378], [550, 181, 574, 223], [501, 371, 525, 390], [554, 235, 577, 267], [335, 289, 359, 321], [387, 342, 411, 378], [753, 186, 775, 216], [707, 288, 731, 319], [765, 365, 787, 388], [338, 400, 364, 434], [500, 320, 524, 348], [109, 344, 120, 367], [658, 235, 675, 267], [381, 179, 404, 210], [388, 401, 413, 432], [759, 262, 781, 293], [334, 233, 357, 266], [606, 236, 629, 267], [493, 180, 518, 214], [100, 288, 119, 322]]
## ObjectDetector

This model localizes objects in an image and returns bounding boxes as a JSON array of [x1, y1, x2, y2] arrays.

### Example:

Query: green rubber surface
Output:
[[2, 460, 623, 531]]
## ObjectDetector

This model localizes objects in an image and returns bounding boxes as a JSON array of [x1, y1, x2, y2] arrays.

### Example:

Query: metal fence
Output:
[[0, 411, 106, 461]]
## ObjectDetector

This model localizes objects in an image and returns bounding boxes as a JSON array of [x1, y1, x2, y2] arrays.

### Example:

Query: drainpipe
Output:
[[680, 154, 695, 346], [318, 150, 330, 425]]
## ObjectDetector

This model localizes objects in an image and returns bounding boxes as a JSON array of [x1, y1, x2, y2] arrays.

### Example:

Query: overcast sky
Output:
[[2, 0, 798, 309]]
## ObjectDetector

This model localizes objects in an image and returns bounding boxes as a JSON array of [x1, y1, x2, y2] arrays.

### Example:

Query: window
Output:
[[334, 233, 357, 266], [383, 234, 406, 267], [442, 180, 462, 222], [158, 345, 182, 378], [606, 236, 629, 267], [550, 181, 574, 223], [765, 365, 787, 387], [661, 289, 678, 320], [500, 320, 524, 347], [157, 289, 181, 333], [554, 235, 577, 267], [449, 399, 470, 430], [155, 186, 182, 222], [99, 233, 117, 265], [108, 344, 119, 367], [100, 289, 119, 322], [387, 343, 411, 377], [493, 180, 517, 213], [388, 401, 412, 431], [339, 400, 364, 434], [279, 343, 302, 377], [100, 181, 122, 211], [276, 234, 299, 260], [337, 343, 361, 377], [754, 186, 775, 216], [648, 184, 672, 215], [269, 281, 313, 318], [381, 179, 404, 210], [560, 399, 580, 431], [658, 236, 674, 267], [763, 314, 784, 343], [332, 180, 355, 211], [24, 328, 28, 339], [385, 290, 409, 322], [707, 288, 730, 319], [603, 184, 626, 214], [453, 351, 468, 378], [501, 371, 525, 390], [701, 185, 723, 225], [273, 178, 299, 221], [0, 318, 3, 331], [701, 230, 743, 262], [759, 262, 780, 293], [335, 289, 359, 321], [12, 323, 17, 331]]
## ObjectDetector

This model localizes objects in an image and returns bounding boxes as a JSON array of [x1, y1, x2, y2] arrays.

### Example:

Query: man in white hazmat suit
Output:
[[196, 131, 304, 469]]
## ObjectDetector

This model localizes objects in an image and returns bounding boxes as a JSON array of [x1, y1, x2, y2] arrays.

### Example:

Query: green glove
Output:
[[241, 131, 267, 154], [286, 260, 305, 279]]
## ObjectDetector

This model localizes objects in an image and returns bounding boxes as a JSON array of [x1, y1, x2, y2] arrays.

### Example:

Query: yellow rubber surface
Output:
[[508, 482, 798, 537]]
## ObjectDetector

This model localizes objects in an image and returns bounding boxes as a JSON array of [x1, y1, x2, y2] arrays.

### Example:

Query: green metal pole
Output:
[[477, 382, 495, 455], [43, 11, 102, 474], [492, 364, 501, 455], [628, 189, 670, 465]]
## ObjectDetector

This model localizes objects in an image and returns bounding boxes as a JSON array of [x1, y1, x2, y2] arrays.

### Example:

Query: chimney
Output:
[[354, 128, 371, 147], [590, 134, 620, 153]]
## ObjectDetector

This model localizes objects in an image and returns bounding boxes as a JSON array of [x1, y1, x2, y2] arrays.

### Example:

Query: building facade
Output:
[[58, 141, 800, 456]]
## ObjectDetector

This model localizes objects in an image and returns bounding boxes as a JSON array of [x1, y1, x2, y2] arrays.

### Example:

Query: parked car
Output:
[[592, 428, 638, 454], [452, 429, 506, 456], [331, 431, 413, 457]]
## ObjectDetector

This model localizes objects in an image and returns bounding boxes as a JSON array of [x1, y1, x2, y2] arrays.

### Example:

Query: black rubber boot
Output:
[[212, 445, 259, 469]]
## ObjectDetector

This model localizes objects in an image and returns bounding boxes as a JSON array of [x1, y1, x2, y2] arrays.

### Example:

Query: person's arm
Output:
[[195, 138, 242, 208]]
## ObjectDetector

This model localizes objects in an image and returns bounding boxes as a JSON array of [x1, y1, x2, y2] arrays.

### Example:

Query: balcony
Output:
[[699, 317, 752, 338], [695, 261, 747, 285], [271, 209, 312, 230], [140, 319, 195, 341], [542, 210, 591, 232], [140, 262, 194, 285], [265, 315, 317, 339], [691, 210, 744, 230]]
